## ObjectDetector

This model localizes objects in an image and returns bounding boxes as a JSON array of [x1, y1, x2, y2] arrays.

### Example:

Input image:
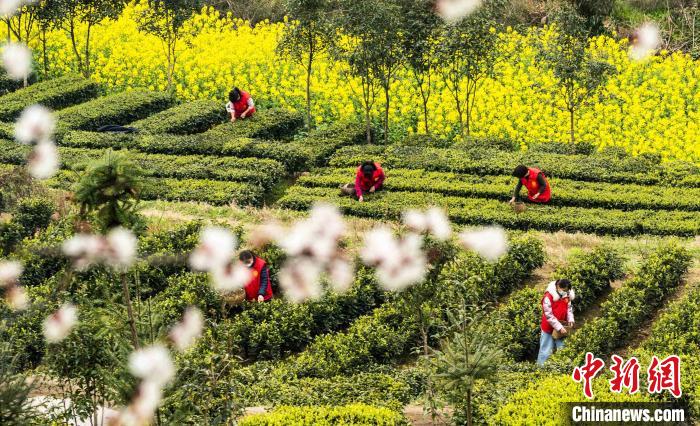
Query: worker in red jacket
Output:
[[226, 87, 256, 122], [354, 161, 385, 202], [537, 279, 575, 365], [239, 250, 273, 303], [509, 164, 552, 204]]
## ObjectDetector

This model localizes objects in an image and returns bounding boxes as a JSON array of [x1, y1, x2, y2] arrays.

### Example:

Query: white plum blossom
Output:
[[0, 260, 22, 288], [247, 221, 284, 248], [104, 227, 137, 269], [629, 23, 661, 61], [361, 227, 427, 291], [402, 207, 452, 241], [189, 226, 236, 271], [328, 258, 354, 293], [28, 140, 59, 179], [169, 307, 204, 352], [43, 303, 78, 343], [459, 226, 508, 262], [114, 381, 162, 426], [279, 203, 345, 263], [128, 345, 175, 387], [15, 105, 55, 144], [6, 285, 28, 310], [210, 262, 251, 294], [1, 42, 32, 80], [279, 258, 323, 303], [62, 234, 104, 270], [1, 0, 23, 17], [435, 0, 482, 23]]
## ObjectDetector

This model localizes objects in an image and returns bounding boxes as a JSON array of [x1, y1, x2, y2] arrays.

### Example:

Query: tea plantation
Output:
[[1, 76, 698, 425]]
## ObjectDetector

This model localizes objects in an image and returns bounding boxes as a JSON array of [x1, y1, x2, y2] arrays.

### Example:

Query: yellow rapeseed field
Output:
[[9, 3, 700, 163]]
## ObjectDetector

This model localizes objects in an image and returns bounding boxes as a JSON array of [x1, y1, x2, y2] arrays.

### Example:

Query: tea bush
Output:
[[238, 404, 407, 425], [129, 99, 226, 134]]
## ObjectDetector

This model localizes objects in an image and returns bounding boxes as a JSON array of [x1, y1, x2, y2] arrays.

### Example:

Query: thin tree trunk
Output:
[[42, 27, 49, 78], [466, 388, 473, 426], [84, 23, 92, 77], [569, 108, 575, 143], [120, 273, 140, 348], [69, 20, 83, 74], [383, 83, 390, 144], [305, 33, 314, 129]]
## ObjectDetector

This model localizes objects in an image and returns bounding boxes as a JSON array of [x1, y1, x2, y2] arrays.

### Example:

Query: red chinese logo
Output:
[[609, 355, 640, 394], [647, 355, 682, 398], [572, 352, 605, 399]]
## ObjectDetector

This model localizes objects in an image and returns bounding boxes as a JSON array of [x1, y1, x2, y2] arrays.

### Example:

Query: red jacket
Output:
[[244, 257, 273, 301], [540, 281, 574, 333], [230, 90, 256, 118], [521, 167, 551, 203], [355, 163, 385, 198]]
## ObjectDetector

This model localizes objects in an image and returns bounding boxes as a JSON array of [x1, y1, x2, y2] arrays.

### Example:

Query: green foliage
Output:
[[299, 121, 368, 166], [129, 99, 226, 134], [73, 150, 145, 231], [642, 284, 700, 356], [0, 197, 55, 255], [0, 75, 99, 121], [529, 140, 597, 155], [552, 243, 692, 365], [278, 186, 700, 236], [203, 108, 304, 140], [55, 90, 174, 133], [43, 306, 132, 421], [238, 404, 407, 425], [150, 273, 222, 327], [0, 343, 45, 425], [296, 167, 700, 212]]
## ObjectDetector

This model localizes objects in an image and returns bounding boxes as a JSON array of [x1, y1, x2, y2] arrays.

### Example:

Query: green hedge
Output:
[[0, 75, 99, 121], [55, 90, 174, 133], [551, 243, 692, 365], [329, 145, 700, 188], [203, 108, 303, 140], [238, 404, 406, 426], [48, 171, 265, 206], [129, 99, 226, 134], [485, 246, 624, 361], [300, 122, 368, 166], [276, 236, 543, 379], [277, 186, 700, 237], [61, 133, 311, 173], [0, 140, 285, 190], [0, 197, 55, 255], [642, 284, 700, 356], [296, 167, 700, 212]]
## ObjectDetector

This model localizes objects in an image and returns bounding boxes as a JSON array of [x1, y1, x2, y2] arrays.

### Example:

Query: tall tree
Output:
[[538, 5, 615, 143], [396, 0, 440, 135], [336, 0, 403, 144], [278, 0, 331, 128], [136, 0, 202, 93], [437, 0, 505, 139], [48, 0, 126, 77]]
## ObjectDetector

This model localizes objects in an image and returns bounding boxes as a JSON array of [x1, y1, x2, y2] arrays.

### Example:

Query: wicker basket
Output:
[[222, 289, 246, 306], [512, 202, 527, 214], [552, 325, 573, 340]]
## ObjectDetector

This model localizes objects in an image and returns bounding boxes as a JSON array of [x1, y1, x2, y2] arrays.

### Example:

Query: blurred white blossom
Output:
[[6, 285, 28, 310], [1, 42, 32, 80], [279, 203, 345, 263], [15, 105, 55, 144], [279, 258, 323, 303], [189, 226, 236, 271], [28, 140, 59, 179], [435, 0, 482, 23], [43, 303, 78, 343], [0, 260, 22, 288], [361, 227, 427, 291], [104, 227, 137, 269], [210, 262, 251, 294], [459, 226, 508, 262], [169, 307, 204, 352], [328, 258, 354, 293], [1, 0, 22, 17], [114, 381, 162, 426], [247, 221, 284, 248], [403, 207, 452, 241], [629, 23, 661, 60], [128, 345, 174, 387], [62, 229, 137, 270]]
